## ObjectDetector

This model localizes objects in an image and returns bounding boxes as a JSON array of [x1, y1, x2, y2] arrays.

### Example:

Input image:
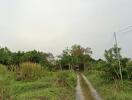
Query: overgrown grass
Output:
[[16, 62, 43, 81], [84, 70, 132, 100], [0, 64, 14, 100], [0, 64, 76, 100]]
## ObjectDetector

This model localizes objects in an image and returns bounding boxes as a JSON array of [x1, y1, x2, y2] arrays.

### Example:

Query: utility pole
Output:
[[114, 32, 123, 81]]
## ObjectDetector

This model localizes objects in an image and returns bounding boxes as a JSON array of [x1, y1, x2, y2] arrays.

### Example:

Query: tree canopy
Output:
[[0, 47, 54, 70]]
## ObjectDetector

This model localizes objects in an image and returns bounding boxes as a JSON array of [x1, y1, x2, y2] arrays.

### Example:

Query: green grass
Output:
[[0, 64, 76, 100], [84, 70, 132, 100]]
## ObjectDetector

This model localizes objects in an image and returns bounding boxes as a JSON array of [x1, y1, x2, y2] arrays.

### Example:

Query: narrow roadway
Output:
[[75, 73, 102, 100], [75, 74, 85, 100]]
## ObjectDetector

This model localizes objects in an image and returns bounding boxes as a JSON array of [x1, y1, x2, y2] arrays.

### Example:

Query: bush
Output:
[[17, 62, 42, 81], [55, 71, 76, 88], [126, 61, 132, 80]]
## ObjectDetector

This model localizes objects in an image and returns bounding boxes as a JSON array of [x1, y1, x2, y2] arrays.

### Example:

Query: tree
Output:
[[58, 44, 92, 70], [70, 44, 92, 70], [104, 45, 129, 80], [0, 47, 55, 70], [104, 45, 121, 79], [126, 60, 132, 80], [58, 47, 72, 70], [0, 47, 12, 65], [12, 51, 25, 66]]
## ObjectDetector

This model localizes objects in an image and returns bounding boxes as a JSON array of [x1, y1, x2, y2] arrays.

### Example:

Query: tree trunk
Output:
[[68, 63, 71, 70], [60, 64, 62, 70]]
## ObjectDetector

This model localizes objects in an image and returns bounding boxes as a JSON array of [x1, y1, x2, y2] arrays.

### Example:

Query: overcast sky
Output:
[[0, 0, 132, 59]]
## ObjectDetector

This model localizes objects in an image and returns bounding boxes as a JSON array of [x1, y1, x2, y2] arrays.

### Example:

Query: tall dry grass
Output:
[[16, 62, 42, 81]]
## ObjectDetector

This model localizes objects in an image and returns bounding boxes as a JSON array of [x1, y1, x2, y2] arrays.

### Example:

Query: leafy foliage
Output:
[[0, 47, 54, 70], [0, 47, 12, 65], [104, 45, 132, 80], [58, 44, 93, 70]]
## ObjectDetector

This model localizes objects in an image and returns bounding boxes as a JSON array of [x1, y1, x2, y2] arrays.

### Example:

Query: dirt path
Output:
[[75, 74, 85, 100], [75, 73, 102, 100]]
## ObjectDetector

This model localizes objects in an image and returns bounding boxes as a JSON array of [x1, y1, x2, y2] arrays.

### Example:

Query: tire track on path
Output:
[[76, 73, 102, 100]]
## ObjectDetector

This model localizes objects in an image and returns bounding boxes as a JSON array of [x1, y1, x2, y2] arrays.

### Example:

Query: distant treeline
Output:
[[0, 44, 132, 80], [0, 45, 93, 71], [0, 47, 54, 70]]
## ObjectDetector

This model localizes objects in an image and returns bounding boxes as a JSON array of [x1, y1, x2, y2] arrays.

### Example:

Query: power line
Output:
[[113, 25, 132, 82], [119, 29, 132, 35], [117, 25, 132, 33]]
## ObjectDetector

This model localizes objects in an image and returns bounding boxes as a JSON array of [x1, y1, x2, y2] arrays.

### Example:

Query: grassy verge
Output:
[[0, 64, 76, 100], [84, 70, 132, 100]]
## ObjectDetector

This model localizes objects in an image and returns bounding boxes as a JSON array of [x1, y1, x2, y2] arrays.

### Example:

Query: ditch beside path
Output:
[[75, 73, 102, 100]]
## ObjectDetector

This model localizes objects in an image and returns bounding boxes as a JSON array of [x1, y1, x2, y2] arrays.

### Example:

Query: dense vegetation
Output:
[[57, 44, 93, 70], [58, 44, 132, 99], [0, 63, 76, 100], [0, 47, 54, 70], [85, 70, 132, 100], [0, 44, 132, 100], [84, 45, 132, 100]]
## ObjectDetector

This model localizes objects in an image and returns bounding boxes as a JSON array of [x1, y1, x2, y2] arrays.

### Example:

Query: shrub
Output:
[[55, 71, 76, 88], [126, 61, 132, 80], [17, 62, 42, 81]]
